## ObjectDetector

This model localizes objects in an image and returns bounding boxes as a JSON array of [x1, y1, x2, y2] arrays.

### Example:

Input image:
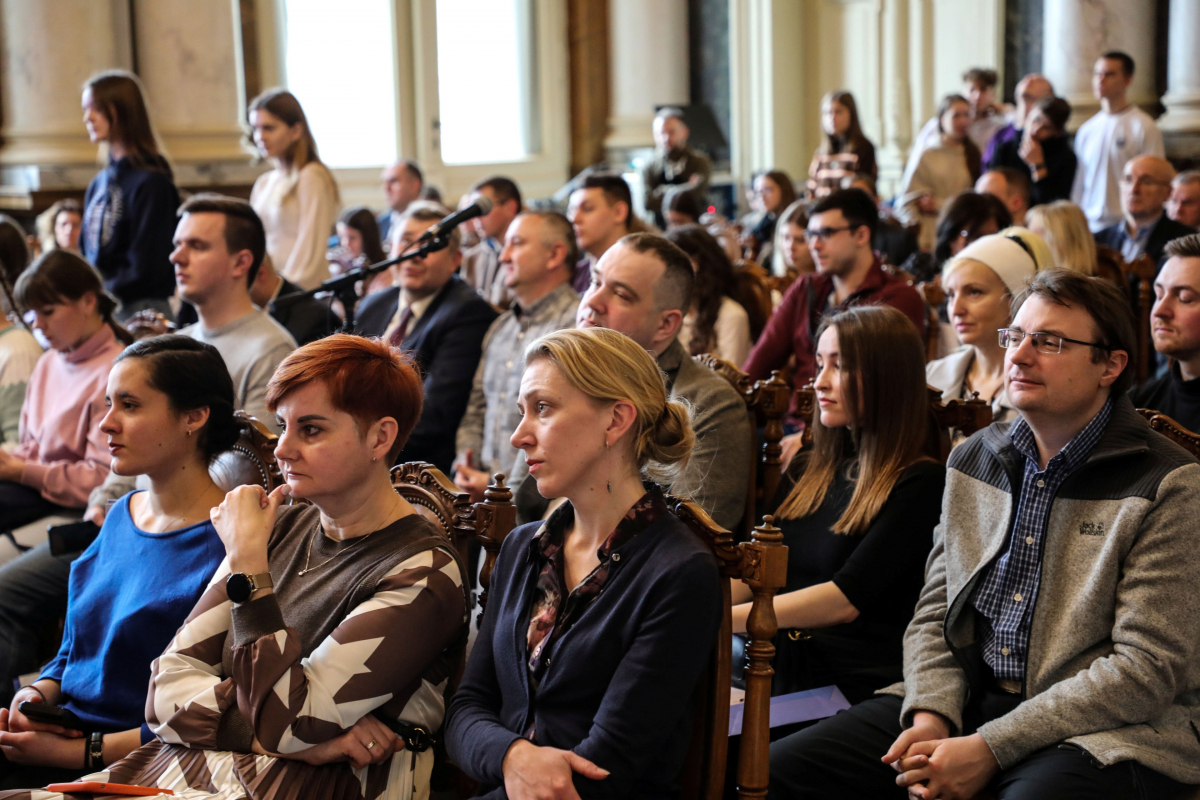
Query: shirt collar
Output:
[[515, 281, 575, 321], [1123, 215, 1161, 242], [1010, 396, 1114, 473], [531, 482, 667, 561]]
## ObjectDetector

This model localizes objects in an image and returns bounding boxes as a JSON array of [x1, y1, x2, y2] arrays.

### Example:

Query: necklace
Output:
[[298, 521, 377, 576]]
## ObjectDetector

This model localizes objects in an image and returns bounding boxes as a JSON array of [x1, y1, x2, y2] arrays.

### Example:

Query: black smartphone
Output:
[[18, 701, 87, 731], [47, 521, 101, 557]]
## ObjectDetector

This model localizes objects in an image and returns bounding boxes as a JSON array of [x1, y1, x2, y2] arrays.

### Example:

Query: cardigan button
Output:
[[611, 553, 620, 562]]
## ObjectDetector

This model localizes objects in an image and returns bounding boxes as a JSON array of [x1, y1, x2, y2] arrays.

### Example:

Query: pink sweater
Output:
[[15, 325, 124, 507]]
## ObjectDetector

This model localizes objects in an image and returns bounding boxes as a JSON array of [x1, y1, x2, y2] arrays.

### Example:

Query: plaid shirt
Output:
[[455, 282, 579, 485], [525, 485, 667, 684], [972, 397, 1114, 681]]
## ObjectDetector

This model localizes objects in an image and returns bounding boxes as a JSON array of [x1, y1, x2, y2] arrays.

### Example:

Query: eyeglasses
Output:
[[803, 225, 857, 243], [997, 328, 1112, 354]]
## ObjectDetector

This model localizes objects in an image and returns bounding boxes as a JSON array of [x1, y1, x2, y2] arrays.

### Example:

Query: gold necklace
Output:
[[298, 521, 378, 576]]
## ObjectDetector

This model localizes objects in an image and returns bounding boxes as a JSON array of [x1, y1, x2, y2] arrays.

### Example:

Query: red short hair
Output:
[[266, 334, 423, 462]]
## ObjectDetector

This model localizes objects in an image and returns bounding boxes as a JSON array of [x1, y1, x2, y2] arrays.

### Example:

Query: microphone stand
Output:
[[273, 235, 452, 333]]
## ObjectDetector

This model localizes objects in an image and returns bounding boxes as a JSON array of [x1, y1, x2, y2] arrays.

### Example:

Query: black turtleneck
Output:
[[1131, 363, 1200, 433]]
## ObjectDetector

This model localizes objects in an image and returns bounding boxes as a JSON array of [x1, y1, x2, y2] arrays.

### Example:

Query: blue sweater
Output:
[[446, 507, 722, 799], [81, 155, 180, 305], [39, 492, 224, 739]]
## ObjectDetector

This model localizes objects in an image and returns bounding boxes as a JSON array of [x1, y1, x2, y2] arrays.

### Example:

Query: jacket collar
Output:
[[812, 253, 888, 300], [981, 394, 1148, 466]]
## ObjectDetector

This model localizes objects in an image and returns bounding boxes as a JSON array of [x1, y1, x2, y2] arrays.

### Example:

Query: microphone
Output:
[[416, 196, 494, 243]]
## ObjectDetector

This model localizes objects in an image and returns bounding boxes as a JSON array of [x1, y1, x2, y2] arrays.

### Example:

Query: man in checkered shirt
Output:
[[768, 268, 1200, 799]]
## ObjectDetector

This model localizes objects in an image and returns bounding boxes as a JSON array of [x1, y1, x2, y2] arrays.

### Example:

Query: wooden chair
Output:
[[663, 501, 787, 800], [693, 353, 791, 538], [883, 261, 945, 364], [1136, 408, 1200, 458], [209, 412, 283, 493], [1095, 244, 1156, 384]]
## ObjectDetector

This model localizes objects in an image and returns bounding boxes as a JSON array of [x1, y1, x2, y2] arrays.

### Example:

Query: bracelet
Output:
[[22, 684, 47, 703]]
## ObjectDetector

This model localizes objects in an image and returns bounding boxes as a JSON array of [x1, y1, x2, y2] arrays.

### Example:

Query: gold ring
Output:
[[366, 741, 376, 750]]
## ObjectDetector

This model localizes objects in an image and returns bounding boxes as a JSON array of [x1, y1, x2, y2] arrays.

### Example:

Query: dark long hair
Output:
[[14, 250, 134, 346], [759, 170, 798, 216], [776, 306, 930, 532], [115, 335, 242, 464], [937, 94, 982, 182], [665, 225, 739, 356], [934, 192, 1013, 266], [0, 215, 30, 324], [818, 91, 872, 160], [84, 71, 173, 179], [339, 206, 387, 264]]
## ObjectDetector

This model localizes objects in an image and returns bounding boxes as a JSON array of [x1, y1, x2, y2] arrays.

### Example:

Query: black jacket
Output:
[[269, 278, 340, 345], [445, 508, 722, 799], [1095, 214, 1196, 272], [357, 276, 497, 472], [81, 156, 180, 305]]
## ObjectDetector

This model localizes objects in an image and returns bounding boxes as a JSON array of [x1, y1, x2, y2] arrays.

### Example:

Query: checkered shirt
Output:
[[971, 397, 1114, 681]]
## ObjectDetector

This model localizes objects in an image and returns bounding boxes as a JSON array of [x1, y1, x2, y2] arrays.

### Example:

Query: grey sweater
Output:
[[882, 396, 1200, 783]]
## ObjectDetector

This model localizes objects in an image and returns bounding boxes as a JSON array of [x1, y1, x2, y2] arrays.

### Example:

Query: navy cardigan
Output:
[[445, 508, 722, 799]]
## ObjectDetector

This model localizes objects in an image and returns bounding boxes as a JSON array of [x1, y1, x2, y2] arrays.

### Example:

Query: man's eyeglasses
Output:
[[998, 328, 1112, 354], [803, 225, 858, 243], [1119, 175, 1171, 190]]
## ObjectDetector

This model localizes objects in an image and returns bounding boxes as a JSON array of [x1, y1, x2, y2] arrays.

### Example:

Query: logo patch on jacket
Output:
[[1079, 521, 1105, 536]]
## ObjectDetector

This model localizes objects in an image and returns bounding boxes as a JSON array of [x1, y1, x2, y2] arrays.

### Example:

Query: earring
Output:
[[372, 456, 378, 463], [187, 429, 192, 437], [605, 439, 612, 494]]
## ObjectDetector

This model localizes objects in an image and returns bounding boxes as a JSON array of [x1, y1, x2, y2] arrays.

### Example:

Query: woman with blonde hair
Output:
[[927, 234, 1040, 441], [447, 326, 722, 799], [732, 305, 944, 707], [248, 89, 341, 290], [1026, 200, 1098, 275], [79, 71, 180, 319]]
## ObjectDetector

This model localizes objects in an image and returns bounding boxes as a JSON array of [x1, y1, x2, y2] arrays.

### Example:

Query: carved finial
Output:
[[485, 473, 512, 503], [751, 514, 783, 545]]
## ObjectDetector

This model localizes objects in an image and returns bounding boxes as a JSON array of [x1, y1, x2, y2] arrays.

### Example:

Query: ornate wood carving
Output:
[[209, 411, 282, 493], [1137, 408, 1200, 458], [472, 473, 518, 625]]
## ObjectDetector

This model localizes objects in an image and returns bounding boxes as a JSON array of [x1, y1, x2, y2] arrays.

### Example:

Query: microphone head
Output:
[[472, 195, 494, 215]]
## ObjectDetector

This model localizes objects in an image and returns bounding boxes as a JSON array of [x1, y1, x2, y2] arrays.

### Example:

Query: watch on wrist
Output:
[[225, 571, 274, 604], [88, 730, 104, 770]]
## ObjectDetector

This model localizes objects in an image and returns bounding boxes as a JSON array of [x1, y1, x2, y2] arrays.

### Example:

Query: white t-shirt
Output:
[[1071, 105, 1164, 232]]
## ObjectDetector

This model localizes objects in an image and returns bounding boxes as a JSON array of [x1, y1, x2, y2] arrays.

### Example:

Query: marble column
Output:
[[604, 0, 689, 152], [132, 0, 261, 185], [1159, 0, 1200, 136], [0, 0, 133, 188], [1042, 0, 1157, 129], [879, 0, 912, 199]]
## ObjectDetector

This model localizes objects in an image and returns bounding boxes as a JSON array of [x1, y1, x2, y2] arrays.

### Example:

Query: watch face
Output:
[[226, 573, 252, 603]]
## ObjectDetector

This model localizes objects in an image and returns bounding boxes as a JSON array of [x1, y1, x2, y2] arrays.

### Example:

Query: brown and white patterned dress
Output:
[[1, 504, 467, 800]]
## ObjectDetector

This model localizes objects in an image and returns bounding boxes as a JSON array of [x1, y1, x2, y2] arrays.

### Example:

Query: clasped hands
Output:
[[0, 687, 86, 769], [882, 711, 1000, 800]]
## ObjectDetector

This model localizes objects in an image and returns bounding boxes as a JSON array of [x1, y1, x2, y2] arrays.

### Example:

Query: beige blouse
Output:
[[681, 295, 752, 367], [896, 141, 973, 252], [250, 161, 340, 290]]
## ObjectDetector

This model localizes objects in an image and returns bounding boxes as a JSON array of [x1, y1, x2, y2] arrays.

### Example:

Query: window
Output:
[[435, 0, 535, 164], [282, 0, 398, 168]]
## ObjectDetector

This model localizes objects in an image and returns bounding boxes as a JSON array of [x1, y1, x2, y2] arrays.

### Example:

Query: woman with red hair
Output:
[[13, 335, 470, 800]]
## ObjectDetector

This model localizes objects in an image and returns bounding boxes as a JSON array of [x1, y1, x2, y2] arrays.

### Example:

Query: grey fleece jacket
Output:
[[881, 396, 1200, 783]]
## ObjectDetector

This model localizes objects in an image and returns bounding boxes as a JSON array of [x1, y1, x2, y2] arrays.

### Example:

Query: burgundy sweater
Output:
[[743, 256, 926, 413]]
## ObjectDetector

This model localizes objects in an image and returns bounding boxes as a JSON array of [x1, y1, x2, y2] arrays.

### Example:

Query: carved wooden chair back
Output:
[[1137, 408, 1200, 458], [1118, 251, 1156, 384], [666, 498, 788, 800], [209, 412, 283, 493], [693, 353, 789, 538]]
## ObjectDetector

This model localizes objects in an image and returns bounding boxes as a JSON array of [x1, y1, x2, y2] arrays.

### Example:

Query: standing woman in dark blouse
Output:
[[79, 71, 181, 321], [732, 306, 945, 705], [810, 91, 878, 181], [447, 327, 722, 800]]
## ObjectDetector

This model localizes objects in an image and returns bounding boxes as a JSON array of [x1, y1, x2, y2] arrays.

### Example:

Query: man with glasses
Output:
[[1095, 155, 1194, 270], [1072, 51, 1164, 232], [743, 189, 924, 456], [768, 268, 1200, 800]]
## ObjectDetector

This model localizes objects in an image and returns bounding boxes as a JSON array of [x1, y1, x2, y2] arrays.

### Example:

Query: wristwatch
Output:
[[225, 571, 274, 604]]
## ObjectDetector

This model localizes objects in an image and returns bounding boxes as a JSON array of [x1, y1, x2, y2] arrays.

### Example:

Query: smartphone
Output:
[[45, 783, 172, 796], [17, 701, 87, 731], [47, 521, 101, 557]]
